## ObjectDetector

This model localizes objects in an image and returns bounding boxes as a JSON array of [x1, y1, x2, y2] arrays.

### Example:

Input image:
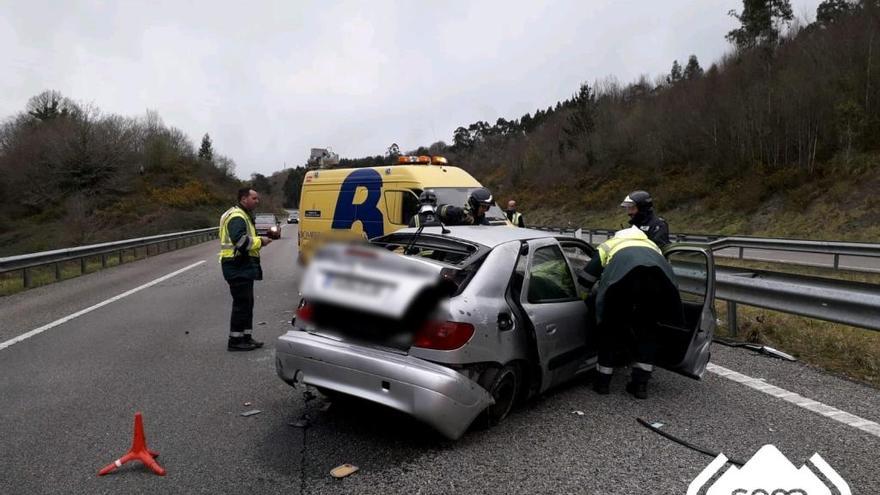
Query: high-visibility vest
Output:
[[597, 228, 660, 267], [510, 211, 523, 226], [219, 206, 261, 260]]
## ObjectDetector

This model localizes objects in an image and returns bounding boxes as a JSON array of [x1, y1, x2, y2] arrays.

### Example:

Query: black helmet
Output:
[[468, 187, 493, 211], [419, 190, 437, 206], [620, 190, 653, 210]]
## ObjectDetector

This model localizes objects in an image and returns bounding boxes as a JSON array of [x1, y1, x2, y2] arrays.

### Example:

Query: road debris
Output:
[[288, 416, 310, 428], [244, 402, 252, 407], [572, 410, 585, 416], [258, 321, 267, 325], [240, 409, 262, 417], [330, 463, 359, 478]]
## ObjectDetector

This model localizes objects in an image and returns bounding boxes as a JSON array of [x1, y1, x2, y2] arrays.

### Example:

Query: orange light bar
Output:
[[431, 156, 448, 165], [397, 155, 432, 164]]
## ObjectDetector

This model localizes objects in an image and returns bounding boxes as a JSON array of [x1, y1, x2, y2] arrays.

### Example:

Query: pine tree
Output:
[[198, 133, 214, 163], [683, 55, 704, 80], [668, 60, 683, 84], [726, 0, 794, 49]]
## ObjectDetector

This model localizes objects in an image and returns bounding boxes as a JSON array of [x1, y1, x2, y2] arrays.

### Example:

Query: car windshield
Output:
[[426, 187, 507, 223]]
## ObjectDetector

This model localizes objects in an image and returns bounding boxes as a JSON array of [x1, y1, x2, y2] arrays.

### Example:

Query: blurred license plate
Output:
[[324, 274, 385, 296]]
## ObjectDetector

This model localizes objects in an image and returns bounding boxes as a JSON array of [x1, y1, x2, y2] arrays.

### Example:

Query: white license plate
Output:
[[324, 274, 385, 296]]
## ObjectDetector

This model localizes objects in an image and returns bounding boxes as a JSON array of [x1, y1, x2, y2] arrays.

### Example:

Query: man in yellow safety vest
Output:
[[219, 188, 273, 351]]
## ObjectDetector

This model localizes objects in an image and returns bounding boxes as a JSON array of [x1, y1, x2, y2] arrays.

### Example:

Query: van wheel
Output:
[[477, 364, 520, 427]]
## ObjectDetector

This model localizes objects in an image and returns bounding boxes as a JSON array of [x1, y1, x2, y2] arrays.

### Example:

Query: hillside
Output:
[[323, 1, 880, 242]]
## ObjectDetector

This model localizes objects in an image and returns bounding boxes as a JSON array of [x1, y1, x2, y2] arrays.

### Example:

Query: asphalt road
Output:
[[1, 224, 878, 494]]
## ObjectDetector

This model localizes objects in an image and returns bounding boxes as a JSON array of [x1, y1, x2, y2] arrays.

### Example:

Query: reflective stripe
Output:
[[598, 234, 660, 267], [230, 331, 244, 338], [632, 362, 654, 372], [597, 365, 614, 375]]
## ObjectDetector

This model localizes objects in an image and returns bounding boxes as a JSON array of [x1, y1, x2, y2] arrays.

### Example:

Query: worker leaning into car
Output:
[[578, 226, 683, 399], [219, 188, 273, 352], [410, 187, 495, 227], [620, 190, 669, 248]]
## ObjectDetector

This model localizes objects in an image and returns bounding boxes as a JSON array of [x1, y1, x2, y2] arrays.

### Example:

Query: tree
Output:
[[563, 82, 598, 166], [198, 133, 214, 163], [385, 142, 400, 159], [816, 0, 857, 25], [26, 90, 79, 121], [667, 60, 683, 84], [452, 126, 473, 150], [726, 0, 794, 49], [250, 173, 272, 195], [683, 55, 704, 80]]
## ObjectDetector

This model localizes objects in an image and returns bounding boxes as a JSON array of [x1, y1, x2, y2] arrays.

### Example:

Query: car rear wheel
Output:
[[477, 364, 520, 427]]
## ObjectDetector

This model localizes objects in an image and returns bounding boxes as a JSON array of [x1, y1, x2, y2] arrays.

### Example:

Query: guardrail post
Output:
[[119, 250, 124, 264], [55, 262, 61, 281], [833, 254, 840, 269], [738, 247, 744, 259], [23, 268, 31, 288], [727, 301, 738, 338], [81, 257, 87, 275], [101, 254, 107, 268]]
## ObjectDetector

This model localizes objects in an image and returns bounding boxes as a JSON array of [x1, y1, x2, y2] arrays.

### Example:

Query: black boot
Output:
[[626, 368, 651, 399], [593, 372, 612, 395], [227, 336, 260, 352], [243, 334, 264, 348]]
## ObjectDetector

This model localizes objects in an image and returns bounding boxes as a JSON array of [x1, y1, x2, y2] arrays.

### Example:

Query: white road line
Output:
[[707, 363, 880, 439], [0, 261, 205, 352]]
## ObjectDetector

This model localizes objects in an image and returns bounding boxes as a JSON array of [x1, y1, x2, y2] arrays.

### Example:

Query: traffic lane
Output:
[[0, 239, 218, 344], [0, 228, 304, 494], [709, 344, 879, 427], [281, 357, 879, 494]]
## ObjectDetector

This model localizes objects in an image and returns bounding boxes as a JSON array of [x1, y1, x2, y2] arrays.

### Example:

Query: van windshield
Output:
[[425, 187, 507, 224]]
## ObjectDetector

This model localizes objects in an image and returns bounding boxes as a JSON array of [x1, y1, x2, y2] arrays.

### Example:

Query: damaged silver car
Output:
[[275, 226, 716, 439]]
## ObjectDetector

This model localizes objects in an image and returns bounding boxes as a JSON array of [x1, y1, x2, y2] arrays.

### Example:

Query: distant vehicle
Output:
[[254, 214, 281, 239], [276, 226, 716, 439], [287, 211, 299, 224]]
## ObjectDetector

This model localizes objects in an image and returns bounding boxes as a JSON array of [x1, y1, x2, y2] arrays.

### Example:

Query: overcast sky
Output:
[[2, 0, 822, 178]]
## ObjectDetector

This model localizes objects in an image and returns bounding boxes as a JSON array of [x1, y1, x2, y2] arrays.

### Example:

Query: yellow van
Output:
[[297, 156, 507, 263]]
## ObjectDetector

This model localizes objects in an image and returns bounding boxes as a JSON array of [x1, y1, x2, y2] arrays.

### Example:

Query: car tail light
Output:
[[412, 320, 475, 351], [296, 302, 314, 324]]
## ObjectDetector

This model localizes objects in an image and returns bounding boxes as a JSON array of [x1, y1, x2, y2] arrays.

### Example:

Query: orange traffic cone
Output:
[[98, 412, 165, 476]]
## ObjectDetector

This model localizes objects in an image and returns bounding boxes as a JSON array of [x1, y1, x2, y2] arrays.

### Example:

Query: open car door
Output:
[[655, 244, 717, 379], [517, 239, 591, 392]]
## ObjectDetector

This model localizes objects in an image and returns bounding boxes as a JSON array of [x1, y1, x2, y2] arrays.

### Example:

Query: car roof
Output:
[[392, 225, 557, 248]]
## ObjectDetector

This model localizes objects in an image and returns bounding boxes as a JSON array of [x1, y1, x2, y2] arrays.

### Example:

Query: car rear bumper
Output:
[[275, 330, 493, 439]]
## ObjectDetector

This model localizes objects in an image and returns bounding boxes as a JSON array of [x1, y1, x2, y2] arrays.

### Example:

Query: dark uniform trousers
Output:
[[596, 267, 667, 370], [228, 278, 255, 333]]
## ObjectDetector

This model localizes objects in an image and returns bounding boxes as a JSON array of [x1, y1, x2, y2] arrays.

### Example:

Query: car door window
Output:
[[527, 246, 578, 303]]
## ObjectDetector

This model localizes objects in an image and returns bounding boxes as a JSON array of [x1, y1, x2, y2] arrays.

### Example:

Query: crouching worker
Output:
[[578, 226, 683, 399]]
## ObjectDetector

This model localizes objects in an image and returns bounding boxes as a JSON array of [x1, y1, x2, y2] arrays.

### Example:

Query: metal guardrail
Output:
[[539, 226, 880, 272], [540, 226, 880, 335], [0, 227, 219, 289]]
